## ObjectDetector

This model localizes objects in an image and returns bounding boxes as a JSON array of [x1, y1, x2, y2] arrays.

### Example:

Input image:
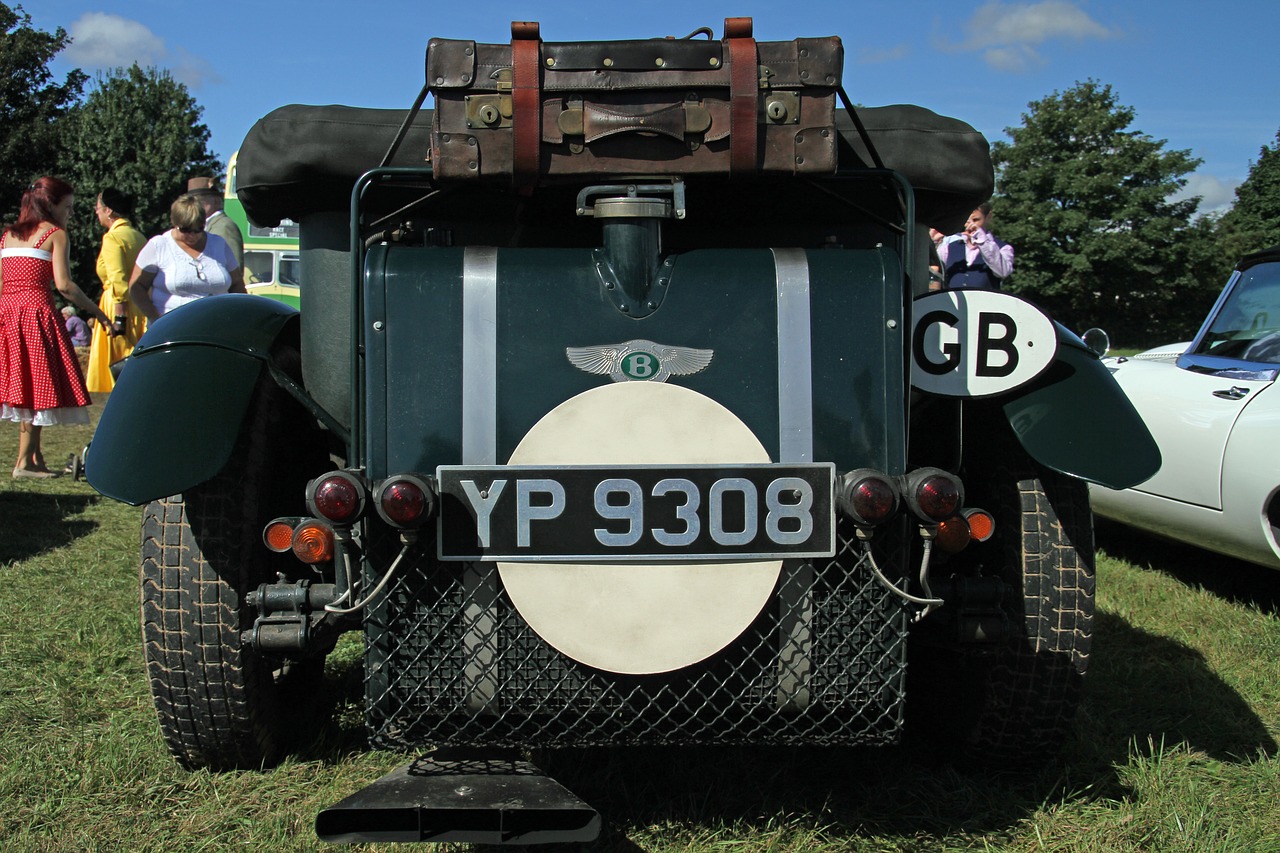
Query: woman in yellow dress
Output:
[[85, 189, 146, 392]]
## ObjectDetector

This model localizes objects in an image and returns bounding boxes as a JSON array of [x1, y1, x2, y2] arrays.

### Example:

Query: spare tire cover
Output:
[[498, 382, 781, 674]]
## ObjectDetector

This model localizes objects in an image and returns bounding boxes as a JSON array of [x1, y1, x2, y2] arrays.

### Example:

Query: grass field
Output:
[[2, 399, 1278, 852]]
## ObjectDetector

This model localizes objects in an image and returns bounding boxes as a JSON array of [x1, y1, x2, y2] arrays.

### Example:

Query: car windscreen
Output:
[[1193, 261, 1280, 364]]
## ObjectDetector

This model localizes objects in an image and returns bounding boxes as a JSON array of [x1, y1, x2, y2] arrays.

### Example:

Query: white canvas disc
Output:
[[498, 382, 782, 674]]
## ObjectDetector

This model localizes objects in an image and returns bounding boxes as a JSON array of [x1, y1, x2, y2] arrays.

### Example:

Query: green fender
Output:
[[86, 294, 302, 506], [1001, 323, 1161, 490]]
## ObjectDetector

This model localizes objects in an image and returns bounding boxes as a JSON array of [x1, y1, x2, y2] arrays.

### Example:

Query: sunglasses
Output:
[[190, 260, 208, 282], [177, 226, 204, 235]]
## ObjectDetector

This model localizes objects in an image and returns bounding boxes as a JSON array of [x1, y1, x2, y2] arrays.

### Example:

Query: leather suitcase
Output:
[[426, 18, 843, 185]]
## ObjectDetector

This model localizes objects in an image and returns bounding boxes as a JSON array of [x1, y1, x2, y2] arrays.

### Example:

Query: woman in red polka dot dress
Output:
[[1, 177, 113, 479]]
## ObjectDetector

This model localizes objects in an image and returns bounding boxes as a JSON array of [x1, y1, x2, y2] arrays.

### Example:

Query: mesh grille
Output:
[[364, 521, 909, 749]]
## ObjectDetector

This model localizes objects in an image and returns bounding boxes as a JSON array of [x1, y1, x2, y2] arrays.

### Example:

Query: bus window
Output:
[[280, 254, 301, 287], [244, 250, 274, 285]]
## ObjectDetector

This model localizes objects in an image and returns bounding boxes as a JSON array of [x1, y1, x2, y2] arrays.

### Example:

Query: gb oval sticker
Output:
[[911, 290, 1058, 397]]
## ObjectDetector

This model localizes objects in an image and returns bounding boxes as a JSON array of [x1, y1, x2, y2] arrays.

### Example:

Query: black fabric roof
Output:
[[236, 103, 992, 233]]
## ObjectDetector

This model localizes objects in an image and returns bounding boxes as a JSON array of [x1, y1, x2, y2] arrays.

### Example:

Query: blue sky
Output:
[[32, 1, 1280, 214]]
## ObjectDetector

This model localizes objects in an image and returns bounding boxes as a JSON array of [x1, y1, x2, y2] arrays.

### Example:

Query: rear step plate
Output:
[[315, 748, 601, 845]]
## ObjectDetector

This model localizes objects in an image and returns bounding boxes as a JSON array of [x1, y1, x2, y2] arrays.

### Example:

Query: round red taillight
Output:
[[838, 469, 899, 527], [292, 520, 335, 564], [307, 471, 366, 525], [374, 474, 437, 529], [902, 468, 963, 522], [963, 508, 995, 542], [262, 518, 299, 553], [935, 514, 972, 553]]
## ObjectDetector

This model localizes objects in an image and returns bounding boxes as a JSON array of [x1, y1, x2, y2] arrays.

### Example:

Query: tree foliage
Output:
[[991, 80, 1219, 345], [0, 3, 85, 213], [1216, 129, 1280, 262], [62, 64, 221, 290]]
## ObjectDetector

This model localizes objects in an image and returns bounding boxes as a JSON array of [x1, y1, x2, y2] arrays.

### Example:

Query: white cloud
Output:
[[940, 1, 1118, 72], [62, 13, 220, 88], [64, 13, 166, 68], [169, 47, 222, 89], [1174, 172, 1241, 217], [858, 44, 911, 65]]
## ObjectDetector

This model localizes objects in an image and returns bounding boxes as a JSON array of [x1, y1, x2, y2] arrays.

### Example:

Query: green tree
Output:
[[991, 80, 1216, 345], [0, 3, 86, 213], [62, 64, 221, 292], [1217, 129, 1280, 261]]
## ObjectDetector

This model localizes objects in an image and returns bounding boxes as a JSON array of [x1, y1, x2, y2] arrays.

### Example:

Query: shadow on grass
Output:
[[535, 621, 1275, 848], [283, 556, 1276, 849], [1096, 517, 1280, 614], [1085, 610, 1276, 764], [286, 649, 371, 763], [0, 490, 98, 565]]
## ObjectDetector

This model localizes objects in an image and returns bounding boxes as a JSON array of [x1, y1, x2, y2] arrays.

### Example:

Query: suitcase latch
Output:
[[465, 69, 515, 128]]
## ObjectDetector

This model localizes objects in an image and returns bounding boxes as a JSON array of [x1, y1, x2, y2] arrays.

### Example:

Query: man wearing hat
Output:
[[187, 176, 243, 268]]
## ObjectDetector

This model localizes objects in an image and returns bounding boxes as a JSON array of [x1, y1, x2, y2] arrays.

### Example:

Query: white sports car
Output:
[[1091, 245, 1280, 569]]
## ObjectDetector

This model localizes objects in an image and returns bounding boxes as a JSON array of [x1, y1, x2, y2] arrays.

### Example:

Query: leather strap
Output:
[[724, 17, 757, 176], [511, 21, 542, 190]]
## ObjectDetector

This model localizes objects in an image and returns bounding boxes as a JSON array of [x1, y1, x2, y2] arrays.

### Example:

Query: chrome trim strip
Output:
[[461, 248, 500, 712], [773, 249, 815, 709], [773, 248, 813, 463], [462, 247, 499, 464]]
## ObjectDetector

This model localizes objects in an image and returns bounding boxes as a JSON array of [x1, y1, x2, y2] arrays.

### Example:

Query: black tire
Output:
[[909, 456, 1094, 767], [140, 346, 329, 770]]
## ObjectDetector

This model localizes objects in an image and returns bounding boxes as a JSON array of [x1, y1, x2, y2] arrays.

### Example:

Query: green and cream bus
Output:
[[225, 151, 301, 309]]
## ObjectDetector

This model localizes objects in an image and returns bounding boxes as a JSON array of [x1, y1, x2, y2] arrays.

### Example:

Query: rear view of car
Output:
[[86, 18, 1159, 845]]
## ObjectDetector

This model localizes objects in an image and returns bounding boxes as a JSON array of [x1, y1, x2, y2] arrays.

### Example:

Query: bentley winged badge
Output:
[[566, 339, 714, 383]]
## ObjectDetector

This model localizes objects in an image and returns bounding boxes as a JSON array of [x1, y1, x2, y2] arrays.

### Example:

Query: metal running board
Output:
[[314, 748, 601, 845]]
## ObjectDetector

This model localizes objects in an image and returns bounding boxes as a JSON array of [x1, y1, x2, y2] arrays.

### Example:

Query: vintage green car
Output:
[[86, 19, 1158, 845]]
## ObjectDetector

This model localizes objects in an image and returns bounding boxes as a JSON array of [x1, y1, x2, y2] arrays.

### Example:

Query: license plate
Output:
[[437, 463, 835, 561]]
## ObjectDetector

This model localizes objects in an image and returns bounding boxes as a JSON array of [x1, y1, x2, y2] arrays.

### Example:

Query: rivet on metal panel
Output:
[[800, 70, 810, 80], [372, 321, 384, 332], [604, 57, 614, 67], [655, 57, 665, 67], [546, 57, 556, 68], [465, 47, 473, 56], [887, 320, 898, 329], [709, 57, 720, 67]]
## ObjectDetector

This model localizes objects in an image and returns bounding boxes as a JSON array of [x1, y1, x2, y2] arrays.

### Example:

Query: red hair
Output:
[[8, 176, 75, 241]]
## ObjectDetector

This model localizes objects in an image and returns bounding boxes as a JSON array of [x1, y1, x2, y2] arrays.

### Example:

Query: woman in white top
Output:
[[128, 193, 246, 320]]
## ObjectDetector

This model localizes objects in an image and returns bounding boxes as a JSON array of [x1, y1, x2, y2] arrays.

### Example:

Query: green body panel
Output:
[[1002, 326, 1161, 489], [85, 294, 299, 505], [363, 245, 906, 479]]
